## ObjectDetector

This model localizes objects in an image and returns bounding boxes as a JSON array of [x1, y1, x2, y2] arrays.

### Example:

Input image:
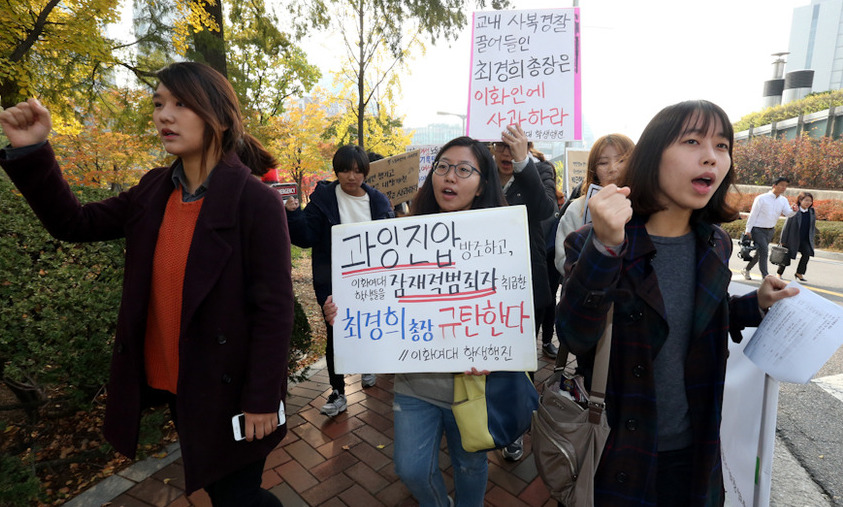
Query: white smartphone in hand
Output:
[[231, 401, 286, 441]]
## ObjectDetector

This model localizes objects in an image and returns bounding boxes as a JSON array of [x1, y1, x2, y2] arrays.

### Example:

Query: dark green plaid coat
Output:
[[557, 215, 763, 506]]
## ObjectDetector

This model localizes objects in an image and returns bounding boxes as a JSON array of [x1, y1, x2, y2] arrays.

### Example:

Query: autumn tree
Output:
[[327, 78, 412, 157], [188, 0, 227, 74], [0, 0, 119, 112], [50, 89, 164, 191], [263, 92, 335, 202], [226, 1, 321, 124], [130, 0, 319, 120], [306, 0, 509, 150]]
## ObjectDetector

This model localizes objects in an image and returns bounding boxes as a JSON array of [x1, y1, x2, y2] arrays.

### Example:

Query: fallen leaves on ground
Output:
[[2, 254, 325, 505]]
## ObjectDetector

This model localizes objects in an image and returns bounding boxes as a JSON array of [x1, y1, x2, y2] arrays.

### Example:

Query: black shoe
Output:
[[542, 342, 558, 359]]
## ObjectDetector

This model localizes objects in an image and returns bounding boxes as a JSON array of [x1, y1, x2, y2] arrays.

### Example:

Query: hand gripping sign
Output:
[[331, 206, 537, 374]]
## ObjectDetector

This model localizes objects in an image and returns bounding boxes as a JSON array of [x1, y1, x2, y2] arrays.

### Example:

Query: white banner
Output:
[[330, 206, 537, 374], [722, 281, 778, 507]]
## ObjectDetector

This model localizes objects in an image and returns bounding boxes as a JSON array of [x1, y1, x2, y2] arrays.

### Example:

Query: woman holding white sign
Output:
[[556, 101, 798, 506], [325, 136, 506, 507]]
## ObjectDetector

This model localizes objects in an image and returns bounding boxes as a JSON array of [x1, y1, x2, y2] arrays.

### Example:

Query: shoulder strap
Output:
[[555, 304, 613, 423], [588, 304, 612, 423]]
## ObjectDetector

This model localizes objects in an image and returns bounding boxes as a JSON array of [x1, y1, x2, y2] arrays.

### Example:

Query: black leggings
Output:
[[325, 322, 345, 394], [538, 250, 561, 344], [777, 241, 812, 277], [656, 447, 693, 506], [205, 458, 283, 507]]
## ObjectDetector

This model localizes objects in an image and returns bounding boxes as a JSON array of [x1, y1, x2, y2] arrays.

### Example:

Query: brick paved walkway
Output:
[[69, 345, 559, 507]]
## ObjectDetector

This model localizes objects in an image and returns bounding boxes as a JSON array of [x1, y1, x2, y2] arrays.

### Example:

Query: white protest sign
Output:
[[407, 144, 441, 189], [330, 206, 537, 374], [467, 8, 582, 142], [565, 148, 588, 196]]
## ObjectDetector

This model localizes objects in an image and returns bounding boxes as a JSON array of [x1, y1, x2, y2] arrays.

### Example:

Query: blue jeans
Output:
[[393, 393, 488, 507]]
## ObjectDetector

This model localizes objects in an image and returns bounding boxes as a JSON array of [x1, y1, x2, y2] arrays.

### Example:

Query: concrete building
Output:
[[786, 0, 843, 95]]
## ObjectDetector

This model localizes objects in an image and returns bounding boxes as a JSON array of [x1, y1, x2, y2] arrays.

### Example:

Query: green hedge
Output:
[[720, 219, 843, 251], [733, 89, 843, 132], [0, 453, 40, 507], [0, 174, 125, 407]]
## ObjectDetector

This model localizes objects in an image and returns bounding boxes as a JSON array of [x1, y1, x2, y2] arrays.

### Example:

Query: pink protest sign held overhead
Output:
[[467, 8, 581, 142], [330, 206, 537, 374]]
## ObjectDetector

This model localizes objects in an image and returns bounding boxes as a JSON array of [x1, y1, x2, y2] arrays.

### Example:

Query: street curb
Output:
[[63, 359, 327, 506], [63, 442, 182, 507]]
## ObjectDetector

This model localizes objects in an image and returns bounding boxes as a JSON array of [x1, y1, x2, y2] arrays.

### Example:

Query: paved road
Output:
[[729, 245, 843, 506]]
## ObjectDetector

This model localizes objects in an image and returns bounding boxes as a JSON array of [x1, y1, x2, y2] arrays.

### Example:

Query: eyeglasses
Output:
[[493, 144, 510, 153], [432, 161, 480, 179]]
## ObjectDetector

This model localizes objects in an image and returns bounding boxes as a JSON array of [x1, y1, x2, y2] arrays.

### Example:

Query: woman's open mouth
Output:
[[692, 175, 714, 194]]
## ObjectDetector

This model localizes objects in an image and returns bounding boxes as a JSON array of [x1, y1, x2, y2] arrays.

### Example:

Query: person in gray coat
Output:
[[776, 192, 816, 281]]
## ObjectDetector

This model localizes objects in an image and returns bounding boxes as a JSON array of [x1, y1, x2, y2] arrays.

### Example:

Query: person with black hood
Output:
[[492, 124, 556, 461]]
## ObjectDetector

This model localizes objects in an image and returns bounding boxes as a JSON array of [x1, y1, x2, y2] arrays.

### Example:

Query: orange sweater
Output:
[[144, 189, 203, 393]]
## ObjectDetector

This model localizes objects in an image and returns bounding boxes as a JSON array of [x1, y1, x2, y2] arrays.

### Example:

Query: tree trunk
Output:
[[192, 0, 228, 77], [0, 79, 23, 109], [356, 0, 365, 150]]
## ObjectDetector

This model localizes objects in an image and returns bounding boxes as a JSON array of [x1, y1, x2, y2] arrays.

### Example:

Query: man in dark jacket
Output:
[[530, 144, 562, 360], [493, 124, 556, 460]]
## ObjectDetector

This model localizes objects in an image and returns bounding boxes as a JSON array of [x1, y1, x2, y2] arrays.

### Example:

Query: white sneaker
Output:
[[741, 269, 752, 280], [320, 390, 347, 417], [361, 373, 376, 388]]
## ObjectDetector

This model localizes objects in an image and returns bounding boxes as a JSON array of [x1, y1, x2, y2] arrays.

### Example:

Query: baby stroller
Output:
[[736, 233, 756, 261]]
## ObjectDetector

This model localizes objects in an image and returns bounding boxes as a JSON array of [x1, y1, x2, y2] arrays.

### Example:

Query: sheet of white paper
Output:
[[743, 281, 843, 383]]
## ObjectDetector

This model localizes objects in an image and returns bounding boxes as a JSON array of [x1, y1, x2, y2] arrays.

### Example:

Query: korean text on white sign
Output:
[[407, 144, 441, 189], [330, 206, 537, 374], [468, 8, 582, 142]]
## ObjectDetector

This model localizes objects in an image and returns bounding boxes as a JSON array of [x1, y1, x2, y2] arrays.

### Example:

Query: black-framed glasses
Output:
[[432, 161, 480, 179]]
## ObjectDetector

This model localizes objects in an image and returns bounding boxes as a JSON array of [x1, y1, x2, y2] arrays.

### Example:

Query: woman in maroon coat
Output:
[[0, 62, 293, 506]]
